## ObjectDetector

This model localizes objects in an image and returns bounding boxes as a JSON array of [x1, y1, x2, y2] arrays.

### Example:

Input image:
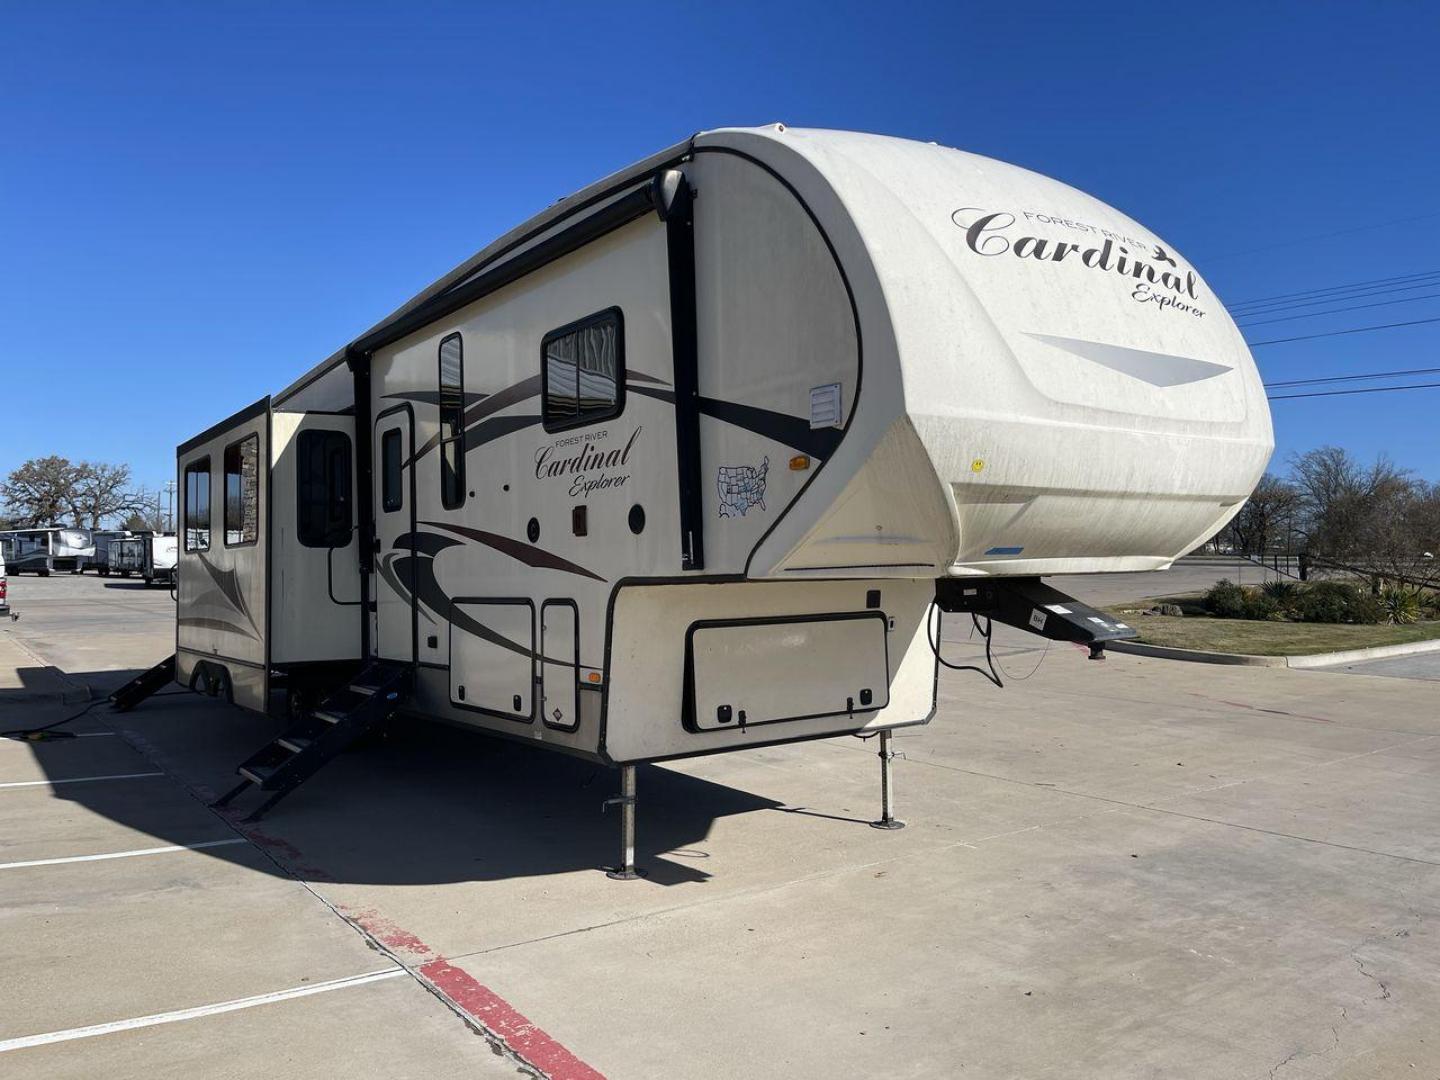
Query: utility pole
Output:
[[163, 479, 176, 533]]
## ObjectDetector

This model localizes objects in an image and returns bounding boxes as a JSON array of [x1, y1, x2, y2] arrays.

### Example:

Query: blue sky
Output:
[[3, 1, 1438, 503]]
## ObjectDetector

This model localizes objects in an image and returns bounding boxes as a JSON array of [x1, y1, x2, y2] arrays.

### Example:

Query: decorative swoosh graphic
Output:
[[421, 520, 604, 582], [384, 390, 487, 408], [407, 370, 673, 466], [379, 540, 566, 664], [628, 384, 842, 459], [1024, 332, 1232, 387], [409, 374, 545, 465], [177, 614, 259, 641], [195, 554, 261, 638]]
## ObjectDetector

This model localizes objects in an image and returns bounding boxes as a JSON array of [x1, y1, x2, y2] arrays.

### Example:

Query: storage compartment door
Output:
[[540, 601, 579, 731], [450, 601, 535, 721], [684, 612, 890, 732]]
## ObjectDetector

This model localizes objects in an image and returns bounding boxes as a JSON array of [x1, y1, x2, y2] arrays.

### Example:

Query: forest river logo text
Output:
[[950, 208, 1207, 318], [535, 426, 640, 498]]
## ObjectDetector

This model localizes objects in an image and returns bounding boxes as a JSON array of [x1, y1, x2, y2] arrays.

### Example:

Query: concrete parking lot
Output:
[[2, 570, 1439, 1078]]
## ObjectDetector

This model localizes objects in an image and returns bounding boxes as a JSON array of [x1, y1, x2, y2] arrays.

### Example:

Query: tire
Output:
[[39, 569, 50, 578]]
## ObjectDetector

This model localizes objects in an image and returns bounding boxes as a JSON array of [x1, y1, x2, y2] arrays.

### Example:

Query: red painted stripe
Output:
[[340, 907, 604, 1079], [420, 959, 606, 1080]]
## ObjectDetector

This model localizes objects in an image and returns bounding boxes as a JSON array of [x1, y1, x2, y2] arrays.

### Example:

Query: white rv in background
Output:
[[109, 533, 177, 586], [125, 127, 1272, 868], [0, 528, 95, 575], [143, 533, 178, 587]]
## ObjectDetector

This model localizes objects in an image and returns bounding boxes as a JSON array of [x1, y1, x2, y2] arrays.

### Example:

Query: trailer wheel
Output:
[[38, 568, 49, 578]]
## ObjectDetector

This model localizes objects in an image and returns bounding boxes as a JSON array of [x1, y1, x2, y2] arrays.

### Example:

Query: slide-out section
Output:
[[175, 397, 270, 712]]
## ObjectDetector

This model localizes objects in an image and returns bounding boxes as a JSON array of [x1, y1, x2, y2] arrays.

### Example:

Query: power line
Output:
[[1203, 210, 1440, 262], [1237, 290, 1440, 327], [1263, 366, 1440, 389], [1247, 315, 1440, 347], [1226, 268, 1440, 310], [1268, 381, 1440, 401], [1230, 276, 1440, 317]]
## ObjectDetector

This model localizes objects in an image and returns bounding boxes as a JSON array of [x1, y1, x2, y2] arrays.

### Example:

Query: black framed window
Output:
[[381, 428, 403, 512], [183, 457, 211, 552], [438, 333, 465, 509], [297, 429, 352, 547], [542, 307, 624, 432], [223, 434, 259, 546]]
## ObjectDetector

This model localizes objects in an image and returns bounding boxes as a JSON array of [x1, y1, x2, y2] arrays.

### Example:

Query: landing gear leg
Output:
[[604, 765, 644, 880], [869, 729, 906, 831]]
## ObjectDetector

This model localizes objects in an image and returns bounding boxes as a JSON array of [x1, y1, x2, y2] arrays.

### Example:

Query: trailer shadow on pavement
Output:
[[13, 675, 780, 888]]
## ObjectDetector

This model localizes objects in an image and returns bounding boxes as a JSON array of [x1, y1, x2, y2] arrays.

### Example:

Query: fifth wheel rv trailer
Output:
[[115, 126, 1272, 874], [0, 528, 95, 575]]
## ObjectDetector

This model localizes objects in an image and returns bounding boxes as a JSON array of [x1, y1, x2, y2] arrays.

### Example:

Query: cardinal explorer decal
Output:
[[949, 207, 1208, 319]]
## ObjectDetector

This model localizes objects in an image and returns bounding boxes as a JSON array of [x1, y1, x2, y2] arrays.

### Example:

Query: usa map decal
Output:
[[717, 458, 768, 518]]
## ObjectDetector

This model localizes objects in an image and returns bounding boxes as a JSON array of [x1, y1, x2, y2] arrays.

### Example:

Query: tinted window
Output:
[[223, 434, 259, 546], [297, 429, 353, 547], [439, 333, 465, 509], [184, 458, 210, 551], [381, 428, 403, 512], [542, 308, 623, 431]]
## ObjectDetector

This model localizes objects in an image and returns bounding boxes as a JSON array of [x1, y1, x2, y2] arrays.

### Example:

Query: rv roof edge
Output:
[[176, 395, 271, 457], [272, 136, 697, 410]]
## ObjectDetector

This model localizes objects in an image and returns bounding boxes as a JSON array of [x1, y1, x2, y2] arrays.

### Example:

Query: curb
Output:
[[0, 632, 93, 705], [1108, 636, 1440, 669]]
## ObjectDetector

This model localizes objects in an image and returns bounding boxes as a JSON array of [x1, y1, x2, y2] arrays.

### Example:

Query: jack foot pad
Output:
[[869, 819, 906, 831], [604, 867, 648, 880]]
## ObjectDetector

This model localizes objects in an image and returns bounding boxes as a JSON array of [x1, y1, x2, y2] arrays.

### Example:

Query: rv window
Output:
[[184, 458, 211, 552], [296, 429, 353, 548], [542, 308, 624, 432], [438, 333, 465, 509], [381, 428, 403, 512], [223, 434, 260, 546]]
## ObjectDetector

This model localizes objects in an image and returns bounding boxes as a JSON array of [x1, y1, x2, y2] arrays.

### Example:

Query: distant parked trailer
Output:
[[108, 533, 177, 586], [109, 536, 146, 577], [0, 528, 95, 575], [88, 530, 133, 575]]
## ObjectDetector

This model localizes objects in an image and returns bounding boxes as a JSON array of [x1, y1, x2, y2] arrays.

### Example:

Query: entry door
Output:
[[372, 407, 416, 662]]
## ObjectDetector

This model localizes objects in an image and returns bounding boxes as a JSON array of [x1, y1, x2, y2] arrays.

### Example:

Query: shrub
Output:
[[1261, 580, 1301, 602], [1204, 579, 1248, 619], [1381, 586, 1423, 625], [1242, 592, 1282, 621], [1291, 581, 1384, 625]]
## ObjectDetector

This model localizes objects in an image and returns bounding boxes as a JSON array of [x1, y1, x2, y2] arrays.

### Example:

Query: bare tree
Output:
[[69, 462, 144, 529], [0, 456, 81, 526], [1223, 473, 1301, 556], [1290, 447, 1414, 558]]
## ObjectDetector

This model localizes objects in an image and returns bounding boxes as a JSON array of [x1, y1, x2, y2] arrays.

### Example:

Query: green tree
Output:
[[0, 456, 81, 526]]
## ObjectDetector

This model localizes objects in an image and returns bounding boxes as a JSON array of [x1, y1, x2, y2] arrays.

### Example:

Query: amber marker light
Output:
[[789, 455, 811, 471], [587, 672, 602, 684]]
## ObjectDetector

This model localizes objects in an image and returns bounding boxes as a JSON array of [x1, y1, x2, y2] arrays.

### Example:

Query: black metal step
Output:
[[212, 660, 412, 820], [109, 655, 177, 713]]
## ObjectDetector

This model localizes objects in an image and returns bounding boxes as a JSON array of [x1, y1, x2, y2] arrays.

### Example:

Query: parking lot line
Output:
[[0, 771, 164, 790], [0, 837, 247, 870], [0, 968, 407, 1053]]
